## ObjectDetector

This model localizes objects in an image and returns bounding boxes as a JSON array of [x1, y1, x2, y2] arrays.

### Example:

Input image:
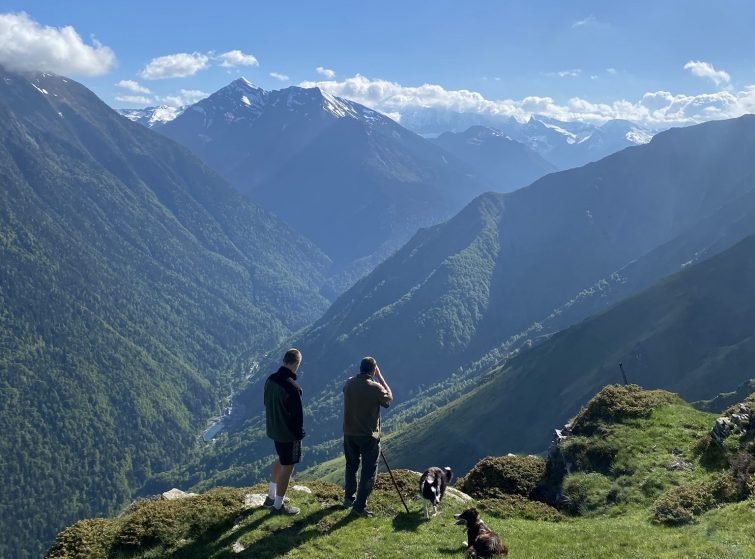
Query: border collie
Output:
[[419, 466, 453, 518], [454, 508, 508, 557]]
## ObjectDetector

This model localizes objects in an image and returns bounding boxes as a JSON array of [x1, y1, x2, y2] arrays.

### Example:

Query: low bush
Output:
[[652, 475, 737, 525], [458, 455, 547, 499], [570, 385, 679, 436]]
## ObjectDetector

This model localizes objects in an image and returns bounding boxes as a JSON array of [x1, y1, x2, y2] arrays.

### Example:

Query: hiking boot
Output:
[[262, 496, 275, 508], [342, 497, 355, 508], [272, 503, 300, 516], [350, 508, 374, 518]]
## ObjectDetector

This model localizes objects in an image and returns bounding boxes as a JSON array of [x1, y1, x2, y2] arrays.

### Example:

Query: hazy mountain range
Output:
[[149, 114, 755, 496]]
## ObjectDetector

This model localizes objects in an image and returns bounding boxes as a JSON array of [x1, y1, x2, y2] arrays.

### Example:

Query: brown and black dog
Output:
[[454, 508, 508, 557]]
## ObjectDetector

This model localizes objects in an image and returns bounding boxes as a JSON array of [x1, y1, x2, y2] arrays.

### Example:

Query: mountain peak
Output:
[[229, 76, 260, 91]]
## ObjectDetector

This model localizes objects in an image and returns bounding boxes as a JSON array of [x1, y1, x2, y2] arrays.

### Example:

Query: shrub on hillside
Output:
[[570, 385, 679, 436], [44, 519, 118, 559], [652, 475, 737, 525], [458, 455, 546, 499]]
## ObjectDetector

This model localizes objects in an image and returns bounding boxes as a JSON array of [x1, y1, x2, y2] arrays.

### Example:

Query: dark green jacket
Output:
[[264, 367, 305, 442]]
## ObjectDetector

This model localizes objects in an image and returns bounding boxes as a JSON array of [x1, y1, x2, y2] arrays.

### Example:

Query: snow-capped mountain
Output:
[[156, 78, 493, 291], [433, 125, 556, 192], [118, 105, 185, 128], [398, 108, 657, 170]]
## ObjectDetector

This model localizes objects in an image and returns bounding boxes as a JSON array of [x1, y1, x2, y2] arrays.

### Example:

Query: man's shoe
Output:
[[350, 508, 374, 518], [342, 497, 355, 508], [272, 503, 300, 516], [262, 496, 275, 508]]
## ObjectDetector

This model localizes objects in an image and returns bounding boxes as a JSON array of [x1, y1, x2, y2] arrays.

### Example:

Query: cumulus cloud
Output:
[[684, 60, 731, 86], [0, 12, 115, 75], [115, 95, 153, 105], [316, 66, 336, 78], [116, 79, 150, 94], [140, 52, 209, 79], [161, 89, 209, 107], [270, 72, 289, 81], [217, 50, 258, 67], [299, 73, 755, 128]]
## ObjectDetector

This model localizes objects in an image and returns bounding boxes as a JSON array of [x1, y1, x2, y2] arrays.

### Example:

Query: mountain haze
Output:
[[432, 125, 556, 192], [158, 79, 493, 289], [0, 69, 330, 558]]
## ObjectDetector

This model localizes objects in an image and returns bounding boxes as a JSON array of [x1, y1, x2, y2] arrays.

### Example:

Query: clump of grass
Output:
[[458, 455, 546, 499], [560, 472, 616, 516], [559, 437, 618, 475], [478, 496, 564, 522]]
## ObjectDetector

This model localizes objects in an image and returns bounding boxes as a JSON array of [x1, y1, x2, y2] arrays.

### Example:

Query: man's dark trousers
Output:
[[344, 435, 380, 511]]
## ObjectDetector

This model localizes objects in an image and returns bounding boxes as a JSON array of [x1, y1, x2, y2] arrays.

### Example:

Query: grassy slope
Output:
[[46, 394, 755, 559]]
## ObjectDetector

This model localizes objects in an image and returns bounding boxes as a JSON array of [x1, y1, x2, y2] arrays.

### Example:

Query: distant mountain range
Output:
[[432, 125, 556, 192], [120, 104, 185, 127], [120, 92, 656, 173], [151, 79, 499, 293], [281, 115, 755, 405], [0, 69, 331, 558], [165, 114, 755, 493], [393, 107, 656, 169]]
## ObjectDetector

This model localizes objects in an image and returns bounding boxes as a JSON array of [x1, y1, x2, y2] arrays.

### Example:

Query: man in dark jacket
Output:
[[263, 348, 305, 515], [342, 356, 393, 517]]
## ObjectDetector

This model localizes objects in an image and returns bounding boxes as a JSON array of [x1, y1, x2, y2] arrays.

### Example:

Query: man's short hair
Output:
[[283, 348, 302, 365], [360, 356, 377, 374]]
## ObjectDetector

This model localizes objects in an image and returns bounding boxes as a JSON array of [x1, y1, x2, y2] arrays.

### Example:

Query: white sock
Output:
[[274, 495, 284, 509], [268, 483, 277, 500]]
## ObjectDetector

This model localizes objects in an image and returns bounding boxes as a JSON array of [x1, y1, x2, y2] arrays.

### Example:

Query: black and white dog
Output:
[[419, 466, 453, 518]]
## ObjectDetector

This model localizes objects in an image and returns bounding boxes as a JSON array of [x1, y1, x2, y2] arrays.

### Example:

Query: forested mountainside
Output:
[[0, 69, 331, 559], [381, 234, 755, 474]]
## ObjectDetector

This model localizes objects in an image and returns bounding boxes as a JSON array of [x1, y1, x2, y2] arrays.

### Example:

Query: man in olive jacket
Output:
[[263, 348, 305, 515], [342, 356, 393, 517]]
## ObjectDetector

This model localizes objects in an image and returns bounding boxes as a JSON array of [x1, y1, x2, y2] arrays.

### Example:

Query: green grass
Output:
[[47, 391, 755, 558], [47, 480, 755, 559]]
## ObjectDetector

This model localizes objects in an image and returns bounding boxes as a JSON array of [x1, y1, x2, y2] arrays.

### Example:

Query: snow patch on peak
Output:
[[626, 129, 653, 144]]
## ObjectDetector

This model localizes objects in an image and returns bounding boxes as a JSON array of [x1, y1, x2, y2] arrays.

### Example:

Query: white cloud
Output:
[[545, 69, 582, 78], [0, 12, 115, 75], [161, 89, 209, 107], [217, 50, 258, 68], [684, 60, 731, 86], [606, 68, 617, 75], [116, 79, 150, 94], [140, 52, 209, 79], [316, 66, 336, 79], [115, 95, 153, 105], [299, 73, 755, 128], [572, 15, 598, 28], [270, 72, 289, 81]]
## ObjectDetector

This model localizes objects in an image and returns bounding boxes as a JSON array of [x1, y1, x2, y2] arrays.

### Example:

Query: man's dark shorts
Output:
[[274, 440, 302, 465]]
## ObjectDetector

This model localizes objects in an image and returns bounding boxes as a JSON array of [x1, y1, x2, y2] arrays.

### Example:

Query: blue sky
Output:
[[1, 0, 754, 126]]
